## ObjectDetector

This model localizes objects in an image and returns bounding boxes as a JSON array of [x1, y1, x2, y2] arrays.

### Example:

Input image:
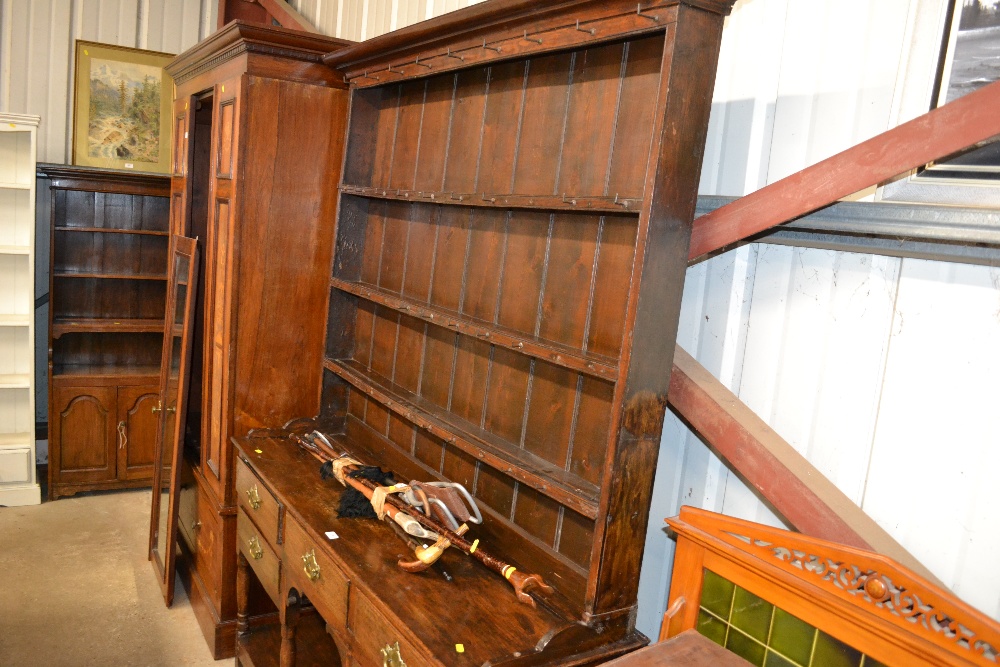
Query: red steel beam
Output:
[[688, 79, 1000, 262], [666, 345, 942, 586]]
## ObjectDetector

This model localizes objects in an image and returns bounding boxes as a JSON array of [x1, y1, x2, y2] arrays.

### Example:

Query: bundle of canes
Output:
[[291, 432, 553, 608]]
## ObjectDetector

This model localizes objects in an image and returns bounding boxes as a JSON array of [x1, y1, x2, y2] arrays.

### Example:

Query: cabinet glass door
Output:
[[148, 235, 198, 606]]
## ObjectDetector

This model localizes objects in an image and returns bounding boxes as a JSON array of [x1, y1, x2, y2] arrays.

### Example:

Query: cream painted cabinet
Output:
[[0, 113, 40, 506]]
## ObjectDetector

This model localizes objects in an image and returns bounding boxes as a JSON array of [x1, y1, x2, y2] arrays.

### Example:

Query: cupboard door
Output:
[[202, 76, 241, 501], [51, 386, 117, 485], [117, 384, 159, 480]]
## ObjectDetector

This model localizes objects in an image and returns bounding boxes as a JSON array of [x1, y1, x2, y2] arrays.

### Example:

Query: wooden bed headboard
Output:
[[661, 507, 1000, 667]]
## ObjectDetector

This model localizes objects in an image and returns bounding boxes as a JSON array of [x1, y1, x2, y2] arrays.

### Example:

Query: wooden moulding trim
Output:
[[666, 345, 943, 586], [165, 20, 354, 83], [325, 0, 736, 71], [688, 79, 1000, 261], [326, 1, 706, 87], [325, 357, 601, 519], [37, 163, 170, 195], [667, 508, 1000, 667], [340, 184, 643, 214], [330, 277, 620, 381]]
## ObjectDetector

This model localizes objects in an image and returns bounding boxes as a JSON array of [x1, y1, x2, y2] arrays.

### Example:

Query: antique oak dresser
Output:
[[167, 0, 736, 663]]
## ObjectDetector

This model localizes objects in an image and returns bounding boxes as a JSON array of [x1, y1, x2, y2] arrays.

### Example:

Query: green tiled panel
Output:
[[732, 587, 774, 642], [702, 568, 736, 618], [726, 628, 767, 666], [765, 650, 801, 667], [812, 630, 863, 667], [698, 570, 881, 667], [697, 609, 728, 646], [770, 607, 816, 665]]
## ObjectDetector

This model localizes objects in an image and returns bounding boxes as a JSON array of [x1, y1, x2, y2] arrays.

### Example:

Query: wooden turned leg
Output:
[[280, 590, 301, 667], [236, 552, 250, 635]]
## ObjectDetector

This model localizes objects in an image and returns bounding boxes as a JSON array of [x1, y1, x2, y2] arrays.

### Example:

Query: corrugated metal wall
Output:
[[289, 0, 484, 42], [0, 0, 216, 164], [638, 0, 1000, 639], [3, 0, 997, 641]]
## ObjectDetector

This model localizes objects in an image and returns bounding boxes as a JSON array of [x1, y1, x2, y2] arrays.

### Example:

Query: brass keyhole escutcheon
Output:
[[246, 485, 261, 510], [301, 550, 321, 581], [247, 535, 263, 560], [381, 641, 406, 667]]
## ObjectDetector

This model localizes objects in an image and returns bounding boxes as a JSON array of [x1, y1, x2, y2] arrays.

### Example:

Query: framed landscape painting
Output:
[[72, 41, 174, 174]]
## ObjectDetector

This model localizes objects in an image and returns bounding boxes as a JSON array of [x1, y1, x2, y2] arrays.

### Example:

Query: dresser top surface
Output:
[[235, 434, 573, 665]]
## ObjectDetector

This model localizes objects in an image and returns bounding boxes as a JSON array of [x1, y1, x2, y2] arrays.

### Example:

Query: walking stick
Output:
[[291, 433, 554, 608]]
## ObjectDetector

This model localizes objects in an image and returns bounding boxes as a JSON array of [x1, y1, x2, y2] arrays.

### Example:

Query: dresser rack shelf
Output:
[[340, 184, 645, 213], [331, 277, 620, 380]]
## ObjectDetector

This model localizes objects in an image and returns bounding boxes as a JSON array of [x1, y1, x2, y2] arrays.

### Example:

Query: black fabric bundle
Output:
[[324, 463, 396, 519]]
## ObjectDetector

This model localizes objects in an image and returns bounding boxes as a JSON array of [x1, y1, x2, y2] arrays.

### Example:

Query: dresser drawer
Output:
[[283, 514, 350, 632], [237, 507, 280, 605], [348, 589, 432, 667], [235, 456, 281, 546]]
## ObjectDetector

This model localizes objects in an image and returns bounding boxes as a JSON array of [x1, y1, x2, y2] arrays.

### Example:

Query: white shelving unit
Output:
[[0, 113, 40, 506]]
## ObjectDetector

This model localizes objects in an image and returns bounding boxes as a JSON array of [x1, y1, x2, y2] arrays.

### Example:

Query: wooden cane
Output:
[[291, 434, 553, 608]]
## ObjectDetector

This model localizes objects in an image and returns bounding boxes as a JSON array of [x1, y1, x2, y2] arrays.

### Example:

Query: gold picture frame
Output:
[[72, 41, 174, 174]]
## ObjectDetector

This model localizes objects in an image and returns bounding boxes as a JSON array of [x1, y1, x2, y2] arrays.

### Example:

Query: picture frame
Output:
[[72, 40, 174, 174]]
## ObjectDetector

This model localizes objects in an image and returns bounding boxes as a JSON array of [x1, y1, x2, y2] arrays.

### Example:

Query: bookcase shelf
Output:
[[0, 114, 39, 506], [0, 314, 30, 326], [0, 373, 31, 389], [53, 271, 168, 280], [55, 226, 169, 236], [51, 317, 165, 337], [42, 164, 170, 500]]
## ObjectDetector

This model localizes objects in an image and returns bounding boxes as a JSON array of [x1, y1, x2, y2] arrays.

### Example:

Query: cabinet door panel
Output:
[[51, 386, 117, 484], [118, 384, 159, 480]]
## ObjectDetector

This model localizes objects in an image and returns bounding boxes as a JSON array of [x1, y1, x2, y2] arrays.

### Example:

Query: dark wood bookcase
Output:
[[230, 1, 736, 665], [42, 164, 170, 500]]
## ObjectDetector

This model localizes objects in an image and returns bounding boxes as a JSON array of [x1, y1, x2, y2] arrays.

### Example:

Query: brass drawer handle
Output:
[[301, 549, 321, 581], [247, 535, 263, 560], [246, 485, 261, 510], [382, 641, 406, 667]]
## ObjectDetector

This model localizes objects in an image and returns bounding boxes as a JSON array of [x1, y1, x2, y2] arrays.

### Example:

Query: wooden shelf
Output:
[[330, 278, 620, 381], [0, 181, 31, 191], [0, 373, 31, 389], [340, 184, 643, 214], [0, 314, 30, 326], [54, 226, 169, 236], [51, 364, 161, 378], [0, 245, 30, 255], [51, 317, 165, 337], [325, 357, 600, 519], [0, 432, 32, 446], [53, 271, 167, 281]]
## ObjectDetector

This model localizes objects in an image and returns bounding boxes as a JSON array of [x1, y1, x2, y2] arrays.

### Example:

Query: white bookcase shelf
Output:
[[0, 113, 40, 506]]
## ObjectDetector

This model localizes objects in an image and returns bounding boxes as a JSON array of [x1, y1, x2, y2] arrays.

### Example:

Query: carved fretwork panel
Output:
[[665, 507, 1000, 667]]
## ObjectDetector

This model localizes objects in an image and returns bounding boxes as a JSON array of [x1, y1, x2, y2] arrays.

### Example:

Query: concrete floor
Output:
[[0, 483, 223, 666]]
